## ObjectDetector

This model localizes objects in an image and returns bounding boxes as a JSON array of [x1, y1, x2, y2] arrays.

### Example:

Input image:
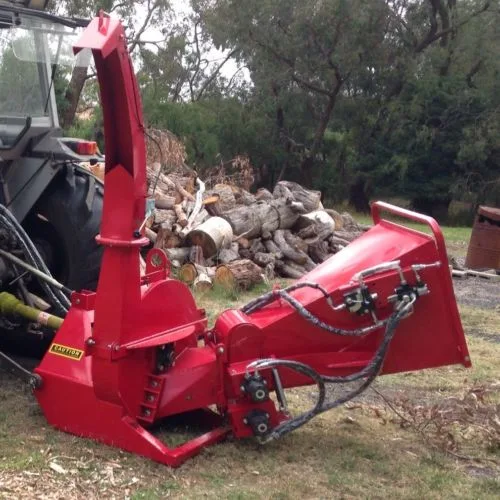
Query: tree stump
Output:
[[215, 259, 263, 290]]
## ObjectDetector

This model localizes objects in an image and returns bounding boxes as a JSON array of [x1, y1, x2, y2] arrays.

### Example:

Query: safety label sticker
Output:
[[48, 343, 84, 361]]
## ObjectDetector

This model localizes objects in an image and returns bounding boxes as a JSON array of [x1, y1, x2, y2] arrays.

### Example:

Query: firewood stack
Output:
[[83, 129, 368, 292], [147, 165, 367, 291]]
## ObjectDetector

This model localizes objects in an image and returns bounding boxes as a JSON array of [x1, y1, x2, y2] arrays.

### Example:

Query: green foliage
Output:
[[57, 0, 500, 219]]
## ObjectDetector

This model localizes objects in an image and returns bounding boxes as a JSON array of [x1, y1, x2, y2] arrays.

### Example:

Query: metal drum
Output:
[[465, 206, 500, 270]]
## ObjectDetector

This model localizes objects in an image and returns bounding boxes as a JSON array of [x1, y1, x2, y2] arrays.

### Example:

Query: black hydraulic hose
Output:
[[242, 282, 385, 337], [248, 297, 416, 441], [0, 205, 70, 315]]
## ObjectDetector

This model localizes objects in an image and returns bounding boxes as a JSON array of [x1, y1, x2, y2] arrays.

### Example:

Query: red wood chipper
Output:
[[33, 13, 471, 467]]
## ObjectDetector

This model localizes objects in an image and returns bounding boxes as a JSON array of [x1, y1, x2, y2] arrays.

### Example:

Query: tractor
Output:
[[0, 0, 103, 355], [0, 5, 471, 468]]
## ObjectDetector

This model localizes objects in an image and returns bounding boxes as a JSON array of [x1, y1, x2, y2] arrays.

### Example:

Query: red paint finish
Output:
[[34, 13, 470, 468]]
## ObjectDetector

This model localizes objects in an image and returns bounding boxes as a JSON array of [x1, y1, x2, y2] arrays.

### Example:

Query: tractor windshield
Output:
[[0, 12, 88, 128]]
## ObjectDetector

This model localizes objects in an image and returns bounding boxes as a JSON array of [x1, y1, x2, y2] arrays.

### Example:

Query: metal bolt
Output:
[[147, 395, 155, 402], [114, 345, 120, 351], [75, 298, 81, 305], [255, 389, 266, 401], [143, 409, 151, 417], [257, 423, 268, 434], [86, 338, 96, 346], [243, 418, 248, 425], [150, 380, 159, 388], [217, 346, 225, 355], [240, 385, 246, 392]]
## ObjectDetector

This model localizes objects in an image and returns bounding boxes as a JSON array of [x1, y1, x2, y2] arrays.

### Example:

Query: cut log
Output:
[[165, 247, 190, 265], [273, 181, 321, 212], [264, 240, 284, 260], [253, 252, 275, 267], [341, 212, 361, 232], [145, 227, 157, 244], [295, 210, 335, 232], [255, 188, 273, 201], [193, 272, 213, 292], [284, 231, 308, 253], [178, 263, 198, 285], [174, 203, 188, 228], [179, 208, 209, 239], [186, 217, 233, 258], [154, 209, 176, 230], [233, 188, 256, 206], [222, 198, 303, 239], [218, 242, 240, 264], [154, 194, 176, 210], [239, 248, 253, 260], [203, 194, 222, 217], [325, 209, 344, 230], [275, 260, 306, 279], [285, 260, 309, 275], [215, 259, 263, 290], [155, 223, 182, 250], [249, 238, 266, 255], [237, 237, 250, 249], [274, 230, 307, 265], [209, 184, 236, 211], [308, 240, 331, 263]]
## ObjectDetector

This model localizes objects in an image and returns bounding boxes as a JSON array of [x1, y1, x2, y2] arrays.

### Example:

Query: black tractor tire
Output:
[[24, 165, 103, 291], [0, 166, 103, 358]]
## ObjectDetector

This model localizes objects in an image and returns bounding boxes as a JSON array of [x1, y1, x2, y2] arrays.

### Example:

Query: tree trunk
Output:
[[61, 66, 88, 129]]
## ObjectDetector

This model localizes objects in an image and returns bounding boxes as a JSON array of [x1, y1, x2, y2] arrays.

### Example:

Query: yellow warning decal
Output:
[[49, 343, 84, 361]]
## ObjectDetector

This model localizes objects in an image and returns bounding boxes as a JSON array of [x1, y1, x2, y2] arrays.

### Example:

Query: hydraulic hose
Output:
[[247, 296, 416, 442], [0, 205, 70, 315]]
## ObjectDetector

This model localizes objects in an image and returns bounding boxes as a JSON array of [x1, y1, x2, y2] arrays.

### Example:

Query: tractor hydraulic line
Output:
[[0, 292, 64, 330], [0, 249, 73, 297], [0, 205, 70, 314], [33, 12, 471, 468]]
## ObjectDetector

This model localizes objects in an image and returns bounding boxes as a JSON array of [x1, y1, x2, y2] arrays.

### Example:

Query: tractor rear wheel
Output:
[[0, 166, 103, 358], [25, 165, 103, 291]]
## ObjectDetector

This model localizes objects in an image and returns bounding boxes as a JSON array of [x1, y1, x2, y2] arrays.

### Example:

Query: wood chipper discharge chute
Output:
[[33, 13, 471, 467]]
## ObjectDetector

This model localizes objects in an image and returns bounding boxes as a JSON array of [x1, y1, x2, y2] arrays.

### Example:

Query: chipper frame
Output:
[[34, 13, 471, 467]]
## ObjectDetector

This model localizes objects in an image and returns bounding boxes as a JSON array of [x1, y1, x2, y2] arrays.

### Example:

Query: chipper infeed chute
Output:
[[34, 12, 471, 467]]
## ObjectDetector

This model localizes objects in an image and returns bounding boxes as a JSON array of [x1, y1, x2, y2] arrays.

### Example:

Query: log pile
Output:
[[146, 166, 367, 291], [82, 129, 367, 292]]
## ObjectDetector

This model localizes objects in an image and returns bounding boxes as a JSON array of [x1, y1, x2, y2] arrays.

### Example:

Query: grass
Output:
[[0, 223, 498, 499]]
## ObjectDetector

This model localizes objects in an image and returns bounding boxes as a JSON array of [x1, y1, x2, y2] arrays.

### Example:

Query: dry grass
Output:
[[1, 232, 499, 499]]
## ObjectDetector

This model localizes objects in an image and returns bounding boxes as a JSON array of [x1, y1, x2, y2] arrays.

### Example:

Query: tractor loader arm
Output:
[[33, 13, 470, 467]]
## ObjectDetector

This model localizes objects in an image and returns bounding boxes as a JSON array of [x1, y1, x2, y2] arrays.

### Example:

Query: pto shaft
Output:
[[0, 292, 63, 330]]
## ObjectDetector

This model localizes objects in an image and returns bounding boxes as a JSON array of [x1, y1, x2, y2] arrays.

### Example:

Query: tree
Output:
[[195, 0, 395, 185], [51, 0, 172, 128]]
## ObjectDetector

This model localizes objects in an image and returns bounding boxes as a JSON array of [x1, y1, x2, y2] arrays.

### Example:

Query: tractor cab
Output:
[[0, 1, 89, 153]]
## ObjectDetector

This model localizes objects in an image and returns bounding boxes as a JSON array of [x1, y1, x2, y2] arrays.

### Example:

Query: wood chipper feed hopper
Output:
[[33, 13, 471, 467]]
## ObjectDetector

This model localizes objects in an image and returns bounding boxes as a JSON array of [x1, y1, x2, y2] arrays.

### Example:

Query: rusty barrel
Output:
[[465, 206, 500, 270]]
